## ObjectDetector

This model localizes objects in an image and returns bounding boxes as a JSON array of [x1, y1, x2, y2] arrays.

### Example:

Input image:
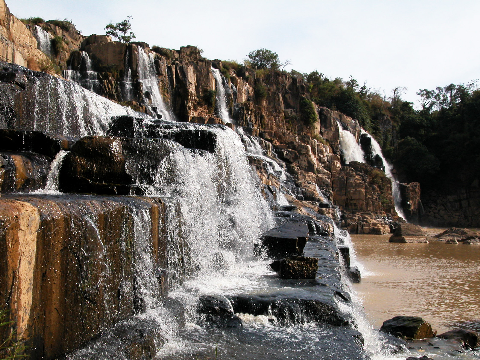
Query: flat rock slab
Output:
[[261, 219, 309, 258]]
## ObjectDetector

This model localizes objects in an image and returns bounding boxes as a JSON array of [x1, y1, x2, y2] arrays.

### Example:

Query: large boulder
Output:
[[380, 316, 435, 340]]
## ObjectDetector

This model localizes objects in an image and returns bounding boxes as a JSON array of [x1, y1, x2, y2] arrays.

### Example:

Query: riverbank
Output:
[[351, 232, 480, 358]]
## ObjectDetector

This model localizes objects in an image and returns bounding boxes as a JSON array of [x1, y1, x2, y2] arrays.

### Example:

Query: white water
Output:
[[211, 68, 233, 124], [137, 47, 175, 121], [36, 150, 68, 194], [25, 74, 141, 137], [337, 121, 365, 164], [63, 52, 101, 93], [32, 25, 52, 57], [361, 130, 406, 220]]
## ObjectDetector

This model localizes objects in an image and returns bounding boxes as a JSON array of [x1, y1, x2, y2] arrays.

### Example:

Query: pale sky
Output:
[[8, 0, 480, 107]]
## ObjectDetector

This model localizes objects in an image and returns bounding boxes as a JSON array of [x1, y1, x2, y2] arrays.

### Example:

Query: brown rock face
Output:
[[0, 195, 167, 359], [0, 0, 48, 69]]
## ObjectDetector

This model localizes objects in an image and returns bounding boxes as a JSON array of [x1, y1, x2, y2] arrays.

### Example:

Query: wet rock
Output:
[[434, 227, 480, 244], [0, 129, 72, 157], [59, 136, 177, 195], [230, 292, 348, 326], [347, 266, 361, 283], [438, 328, 480, 349], [0, 152, 50, 193], [270, 256, 318, 279], [261, 219, 309, 259], [389, 223, 427, 243], [380, 316, 436, 340], [198, 295, 242, 328], [406, 356, 433, 360]]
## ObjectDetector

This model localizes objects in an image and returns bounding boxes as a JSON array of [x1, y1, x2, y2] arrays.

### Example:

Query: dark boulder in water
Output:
[[438, 328, 480, 350], [380, 316, 435, 340], [198, 295, 242, 328]]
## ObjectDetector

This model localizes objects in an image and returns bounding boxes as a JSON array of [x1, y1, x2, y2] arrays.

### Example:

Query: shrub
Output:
[[202, 89, 216, 110], [46, 19, 75, 32], [254, 81, 267, 101], [51, 36, 64, 56], [299, 96, 317, 125], [20, 17, 44, 26]]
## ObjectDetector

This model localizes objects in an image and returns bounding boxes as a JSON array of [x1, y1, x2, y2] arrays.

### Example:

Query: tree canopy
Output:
[[105, 16, 136, 43], [246, 48, 288, 70]]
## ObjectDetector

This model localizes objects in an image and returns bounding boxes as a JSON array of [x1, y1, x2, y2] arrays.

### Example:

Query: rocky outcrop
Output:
[[421, 188, 480, 228], [0, 0, 47, 69], [0, 195, 168, 359]]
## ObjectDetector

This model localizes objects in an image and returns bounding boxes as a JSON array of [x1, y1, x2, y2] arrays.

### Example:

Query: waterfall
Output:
[[211, 68, 233, 124], [63, 52, 101, 93], [337, 121, 365, 164], [137, 47, 176, 121], [39, 150, 68, 194], [32, 25, 52, 57], [16, 72, 141, 137], [362, 130, 406, 220]]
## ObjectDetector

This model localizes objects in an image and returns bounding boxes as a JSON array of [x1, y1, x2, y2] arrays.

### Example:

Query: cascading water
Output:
[[37, 150, 68, 194], [361, 130, 406, 220], [63, 52, 101, 93], [32, 25, 52, 57], [336, 121, 406, 220], [136, 47, 176, 121], [337, 121, 365, 164], [211, 67, 233, 124]]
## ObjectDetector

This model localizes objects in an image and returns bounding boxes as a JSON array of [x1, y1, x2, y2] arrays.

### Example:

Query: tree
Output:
[[246, 48, 288, 70], [105, 16, 136, 43]]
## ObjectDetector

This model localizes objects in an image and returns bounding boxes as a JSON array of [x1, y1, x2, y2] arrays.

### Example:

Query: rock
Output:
[[434, 227, 480, 243], [270, 256, 318, 279], [197, 295, 242, 328], [229, 292, 348, 326], [0, 152, 50, 193], [347, 266, 361, 283], [380, 316, 436, 340], [260, 219, 309, 259], [438, 329, 480, 349], [0, 129, 71, 157], [406, 356, 433, 360], [389, 223, 427, 243]]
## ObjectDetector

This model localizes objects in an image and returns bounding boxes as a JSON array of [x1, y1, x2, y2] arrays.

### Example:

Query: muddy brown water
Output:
[[351, 233, 480, 334]]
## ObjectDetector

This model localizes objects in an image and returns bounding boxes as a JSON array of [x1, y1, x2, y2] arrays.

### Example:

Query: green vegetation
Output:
[[51, 36, 64, 56], [20, 17, 44, 26], [105, 16, 136, 43], [299, 96, 317, 126], [202, 89, 216, 111], [245, 48, 288, 70], [0, 308, 27, 359], [254, 81, 267, 101], [46, 19, 75, 32]]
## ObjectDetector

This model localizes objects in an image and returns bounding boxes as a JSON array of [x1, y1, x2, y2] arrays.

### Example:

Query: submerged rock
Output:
[[438, 328, 480, 350]]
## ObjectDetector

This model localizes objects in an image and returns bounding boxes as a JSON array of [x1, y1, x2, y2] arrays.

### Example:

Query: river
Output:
[[351, 233, 480, 335]]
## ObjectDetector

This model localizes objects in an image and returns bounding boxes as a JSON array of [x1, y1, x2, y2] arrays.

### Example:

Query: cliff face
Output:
[[0, 0, 47, 69]]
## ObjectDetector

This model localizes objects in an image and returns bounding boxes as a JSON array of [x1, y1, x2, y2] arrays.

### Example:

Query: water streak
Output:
[[211, 68, 233, 124]]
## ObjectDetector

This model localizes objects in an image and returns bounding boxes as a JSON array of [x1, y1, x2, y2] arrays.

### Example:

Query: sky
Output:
[[8, 0, 480, 107]]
